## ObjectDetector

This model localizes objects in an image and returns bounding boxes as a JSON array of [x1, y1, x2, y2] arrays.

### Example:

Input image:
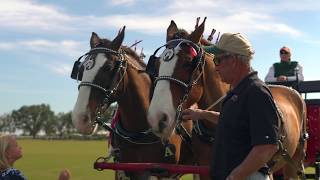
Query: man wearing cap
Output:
[[265, 46, 304, 82], [182, 33, 279, 180]]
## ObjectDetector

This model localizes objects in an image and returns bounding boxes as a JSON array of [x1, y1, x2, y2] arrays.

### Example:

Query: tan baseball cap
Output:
[[204, 33, 254, 57], [280, 46, 291, 54]]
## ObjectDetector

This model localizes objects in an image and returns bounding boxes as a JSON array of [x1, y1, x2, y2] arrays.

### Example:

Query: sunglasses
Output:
[[213, 54, 232, 66], [280, 50, 289, 55]]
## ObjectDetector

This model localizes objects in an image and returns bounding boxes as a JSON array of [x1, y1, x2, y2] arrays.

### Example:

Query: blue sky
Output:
[[1, 0, 320, 115]]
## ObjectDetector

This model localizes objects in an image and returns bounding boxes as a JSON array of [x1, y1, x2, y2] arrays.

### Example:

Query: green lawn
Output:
[[16, 139, 113, 180], [15, 139, 193, 180], [14, 139, 314, 180]]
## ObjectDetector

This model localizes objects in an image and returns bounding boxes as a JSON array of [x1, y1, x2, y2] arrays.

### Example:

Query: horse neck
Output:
[[117, 64, 152, 131], [198, 56, 229, 126]]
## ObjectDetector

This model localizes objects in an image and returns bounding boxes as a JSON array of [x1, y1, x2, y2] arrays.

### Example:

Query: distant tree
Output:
[[43, 113, 57, 136], [55, 111, 75, 136], [11, 104, 54, 138], [0, 113, 16, 133], [95, 103, 118, 132]]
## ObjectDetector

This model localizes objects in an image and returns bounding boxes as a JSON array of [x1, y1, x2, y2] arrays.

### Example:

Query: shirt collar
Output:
[[231, 71, 258, 95]]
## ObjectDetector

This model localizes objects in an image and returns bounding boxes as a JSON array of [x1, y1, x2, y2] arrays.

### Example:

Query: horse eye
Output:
[[104, 64, 113, 71], [183, 62, 193, 69], [103, 62, 113, 71], [182, 57, 193, 68]]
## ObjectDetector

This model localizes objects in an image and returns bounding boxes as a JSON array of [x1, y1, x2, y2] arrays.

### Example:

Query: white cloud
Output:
[[99, 15, 171, 34], [0, 43, 14, 50], [48, 63, 72, 76], [91, 0, 305, 38], [0, 40, 86, 57], [0, 0, 75, 32], [0, 39, 85, 76], [110, 0, 136, 5], [0, 0, 317, 38]]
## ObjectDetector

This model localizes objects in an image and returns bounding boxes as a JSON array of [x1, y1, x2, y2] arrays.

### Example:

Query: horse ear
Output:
[[90, 32, 100, 48], [110, 26, 125, 51], [167, 20, 178, 42], [189, 17, 206, 43]]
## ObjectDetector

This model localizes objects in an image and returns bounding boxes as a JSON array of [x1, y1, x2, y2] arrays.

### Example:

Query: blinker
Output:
[[163, 48, 174, 62], [71, 60, 83, 81]]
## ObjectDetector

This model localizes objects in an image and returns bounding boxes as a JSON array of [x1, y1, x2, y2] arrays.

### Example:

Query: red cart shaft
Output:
[[94, 162, 210, 176]]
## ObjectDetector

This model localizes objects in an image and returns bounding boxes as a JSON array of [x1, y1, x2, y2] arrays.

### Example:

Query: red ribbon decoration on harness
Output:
[[189, 47, 197, 58]]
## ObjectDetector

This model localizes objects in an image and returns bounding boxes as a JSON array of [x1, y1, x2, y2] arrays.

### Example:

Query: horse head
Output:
[[147, 19, 207, 139], [72, 27, 127, 134]]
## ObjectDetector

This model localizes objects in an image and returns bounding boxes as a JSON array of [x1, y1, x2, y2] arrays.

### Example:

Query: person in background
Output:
[[0, 134, 71, 180], [182, 33, 279, 180], [265, 46, 304, 82]]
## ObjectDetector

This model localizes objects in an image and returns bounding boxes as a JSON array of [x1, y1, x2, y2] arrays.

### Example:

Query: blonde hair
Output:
[[0, 134, 12, 171]]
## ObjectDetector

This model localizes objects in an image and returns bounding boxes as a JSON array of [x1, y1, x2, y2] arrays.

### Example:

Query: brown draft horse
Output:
[[147, 19, 307, 180], [71, 27, 192, 179], [147, 19, 228, 180]]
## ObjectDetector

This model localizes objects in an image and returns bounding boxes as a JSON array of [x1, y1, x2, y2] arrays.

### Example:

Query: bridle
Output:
[[149, 39, 206, 140], [71, 47, 127, 129], [71, 47, 161, 145]]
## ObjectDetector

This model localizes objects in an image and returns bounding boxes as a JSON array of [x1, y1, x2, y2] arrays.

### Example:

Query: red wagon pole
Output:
[[94, 162, 210, 177]]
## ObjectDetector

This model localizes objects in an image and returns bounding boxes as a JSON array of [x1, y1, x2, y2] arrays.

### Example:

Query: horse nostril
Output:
[[158, 114, 168, 133]]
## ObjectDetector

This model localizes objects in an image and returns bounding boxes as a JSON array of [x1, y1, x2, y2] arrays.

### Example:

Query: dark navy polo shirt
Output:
[[210, 72, 279, 180]]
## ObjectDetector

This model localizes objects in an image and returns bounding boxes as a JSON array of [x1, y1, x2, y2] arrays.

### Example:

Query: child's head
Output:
[[0, 134, 22, 170]]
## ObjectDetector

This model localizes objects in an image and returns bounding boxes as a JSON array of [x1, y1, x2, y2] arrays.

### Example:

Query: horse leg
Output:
[[282, 142, 306, 180], [195, 174, 212, 180], [193, 174, 200, 180], [116, 170, 131, 180]]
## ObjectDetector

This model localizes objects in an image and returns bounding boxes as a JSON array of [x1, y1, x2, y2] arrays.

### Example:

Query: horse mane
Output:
[[173, 29, 211, 47], [121, 45, 146, 68], [101, 39, 146, 68], [173, 29, 190, 39]]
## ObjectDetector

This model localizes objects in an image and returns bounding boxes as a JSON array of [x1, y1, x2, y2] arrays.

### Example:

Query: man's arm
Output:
[[226, 144, 278, 180], [265, 66, 277, 82], [182, 108, 220, 124]]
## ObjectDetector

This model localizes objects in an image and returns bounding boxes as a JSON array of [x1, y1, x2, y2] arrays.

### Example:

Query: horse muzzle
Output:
[[72, 111, 95, 134]]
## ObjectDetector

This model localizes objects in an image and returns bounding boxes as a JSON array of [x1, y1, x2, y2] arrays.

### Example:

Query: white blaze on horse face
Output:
[[148, 46, 181, 138], [72, 53, 107, 134]]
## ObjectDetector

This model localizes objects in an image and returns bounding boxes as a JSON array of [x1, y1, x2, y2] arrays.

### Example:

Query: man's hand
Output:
[[58, 169, 71, 180], [182, 108, 203, 121], [182, 108, 220, 124], [277, 75, 287, 81], [226, 144, 278, 180], [226, 172, 245, 180]]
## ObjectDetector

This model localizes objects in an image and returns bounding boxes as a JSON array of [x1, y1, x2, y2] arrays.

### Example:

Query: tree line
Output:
[[0, 104, 117, 138]]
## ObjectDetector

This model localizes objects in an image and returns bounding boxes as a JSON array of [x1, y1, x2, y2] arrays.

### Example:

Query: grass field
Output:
[[15, 139, 193, 180], [16, 139, 113, 180], [15, 139, 314, 180]]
